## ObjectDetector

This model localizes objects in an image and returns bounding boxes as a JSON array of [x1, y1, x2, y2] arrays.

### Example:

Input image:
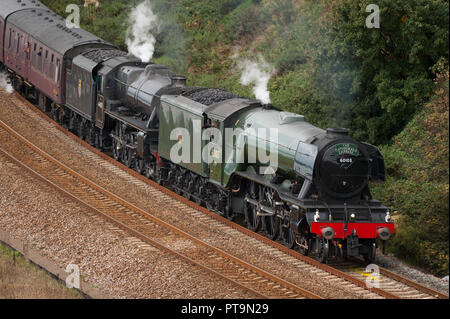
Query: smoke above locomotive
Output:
[[126, 0, 160, 63], [237, 54, 275, 105]]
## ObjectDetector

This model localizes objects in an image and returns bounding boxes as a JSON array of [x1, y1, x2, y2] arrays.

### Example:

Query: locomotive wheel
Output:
[[194, 196, 202, 206], [69, 113, 78, 132], [77, 121, 85, 140], [182, 174, 193, 200], [263, 215, 280, 240], [297, 235, 309, 256], [86, 126, 96, 147], [154, 165, 164, 185], [205, 201, 213, 210], [281, 226, 296, 249], [225, 209, 236, 221], [363, 242, 376, 264], [51, 106, 60, 123], [193, 181, 204, 205], [37, 93, 46, 112], [144, 163, 152, 179], [245, 182, 261, 232], [174, 186, 182, 195], [112, 140, 121, 161], [122, 148, 133, 168], [135, 158, 145, 175], [317, 239, 329, 264], [173, 168, 183, 195], [182, 190, 191, 201], [262, 188, 280, 239], [97, 130, 108, 152], [244, 201, 261, 232]]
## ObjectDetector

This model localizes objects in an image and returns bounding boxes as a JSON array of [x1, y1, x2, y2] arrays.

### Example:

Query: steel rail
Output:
[[345, 258, 448, 299], [0, 119, 322, 299], [378, 267, 448, 299]]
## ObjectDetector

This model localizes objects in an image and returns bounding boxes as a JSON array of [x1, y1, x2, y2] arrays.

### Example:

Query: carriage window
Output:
[[56, 59, 60, 82], [16, 34, 20, 54], [32, 43, 37, 67], [8, 29, 11, 48], [38, 47, 43, 72], [44, 50, 49, 75], [13, 32, 17, 52], [49, 54, 54, 79], [21, 37, 24, 58], [25, 41, 30, 60]]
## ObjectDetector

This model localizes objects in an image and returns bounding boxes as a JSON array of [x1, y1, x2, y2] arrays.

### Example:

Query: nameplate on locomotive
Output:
[[334, 143, 360, 157]]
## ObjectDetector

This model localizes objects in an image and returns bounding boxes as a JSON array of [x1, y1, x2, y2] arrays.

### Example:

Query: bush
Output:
[[222, 0, 264, 42], [328, 0, 449, 144], [372, 62, 449, 275]]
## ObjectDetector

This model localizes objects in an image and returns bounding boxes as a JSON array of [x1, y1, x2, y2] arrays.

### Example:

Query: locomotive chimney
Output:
[[171, 76, 187, 88], [326, 128, 349, 136]]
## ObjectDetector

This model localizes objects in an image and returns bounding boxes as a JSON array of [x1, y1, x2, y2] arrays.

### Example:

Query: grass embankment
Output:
[[0, 242, 84, 299]]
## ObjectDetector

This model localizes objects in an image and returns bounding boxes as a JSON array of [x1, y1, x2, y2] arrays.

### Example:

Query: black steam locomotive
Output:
[[1, 0, 394, 263]]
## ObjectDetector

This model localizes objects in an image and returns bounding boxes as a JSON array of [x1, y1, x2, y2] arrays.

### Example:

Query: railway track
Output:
[[329, 260, 448, 299], [0, 119, 322, 299], [2, 91, 448, 299]]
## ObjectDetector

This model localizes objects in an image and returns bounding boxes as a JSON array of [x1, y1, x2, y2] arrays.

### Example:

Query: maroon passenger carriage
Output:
[[1, 0, 116, 106], [0, 0, 136, 148]]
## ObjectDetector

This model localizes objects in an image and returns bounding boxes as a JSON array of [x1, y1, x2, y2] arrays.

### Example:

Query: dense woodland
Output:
[[41, 0, 449, 275]]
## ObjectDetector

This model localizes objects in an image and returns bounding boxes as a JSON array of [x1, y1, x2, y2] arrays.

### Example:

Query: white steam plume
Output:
[[0, 72, 13, 94], [237, 54, 275, 105], [126, 1, 160, 63]]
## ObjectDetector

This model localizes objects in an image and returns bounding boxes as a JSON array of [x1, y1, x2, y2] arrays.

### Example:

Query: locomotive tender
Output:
[[0, 0, 394, 263]]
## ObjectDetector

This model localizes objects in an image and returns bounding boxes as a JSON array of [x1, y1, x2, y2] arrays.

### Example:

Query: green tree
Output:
[[372, 61, 449, 275], [327, 0, 449, 144]]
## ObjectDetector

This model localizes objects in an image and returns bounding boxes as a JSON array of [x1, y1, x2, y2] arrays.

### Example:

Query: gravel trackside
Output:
[[0, 156, 257, 299]]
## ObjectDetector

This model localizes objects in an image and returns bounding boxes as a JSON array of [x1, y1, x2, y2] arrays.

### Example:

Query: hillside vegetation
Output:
[[0, 243, 84, 298], [372, 63, 449, 275], [41, 0, 449, 275]]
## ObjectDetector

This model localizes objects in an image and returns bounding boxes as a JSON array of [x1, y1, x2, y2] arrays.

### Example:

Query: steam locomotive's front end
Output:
[[294, 128, 394, 262]]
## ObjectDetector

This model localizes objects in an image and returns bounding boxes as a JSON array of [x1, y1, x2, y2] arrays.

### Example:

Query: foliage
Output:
[[41, 0, 135, 50], [328, 0, 449, 144], [372, 62, 449, 275]]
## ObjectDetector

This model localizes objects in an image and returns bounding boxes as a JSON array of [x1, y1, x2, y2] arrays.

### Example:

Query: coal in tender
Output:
[[184, 88, 241, 106], [82, 49, 128, 63]]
